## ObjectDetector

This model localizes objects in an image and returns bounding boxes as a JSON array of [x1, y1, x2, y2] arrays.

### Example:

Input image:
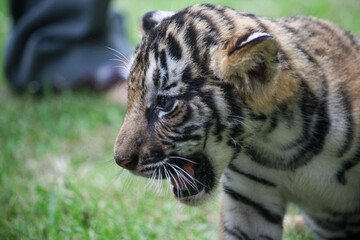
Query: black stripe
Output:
[[160, 140, 173, 146], [184, 23, 200, 65], [146, 21, 168, 43], [289, 77, 330, 168], [315, 19, 352, 54], [163, 71, 169, 86], [163, 82, 177, 91], [279, 24, 317, 64], [263, 110, 278, 135], [312, 217, 360, 240], [260, 235, 274, 240], [227, 124, 244, 152], [248, 112, 267, 122], [202, 120, 212, 150], [228, 164, 276, 187], [167, 134, 202, 142], [218, 85, 245, 150], [228, 119, 244, 139], [229, 142, 242, 161], [199, 90, 226, 141], [311, 216, 346, 232], [343, 29, 360, 51], [296, 44, 317, 64], [182, 77, 206, 99], [160, 121, 173, 134], [241, 100, 267, 122], [181, 124, 202, 134], [336, 140, 360, 185], [172, 104, 193, 128], [165, 105, 181, 119], [152, 67, 160, 88], [172, 124, 202, 136], [146, 106, 157, 128], [182, 65, 192, 83], [223, 186, 283, 225], [223, 226, 251, 240], [326, 207, 360, 218], [143, 45, 150, 72], [195, 12, 220, 45], [159, 49, 167, 69], [153, 41, 159, 60], [314, 48, 325, 56], [189, 18, 213, 76], [200, 3, 216, 10], [173, 9, 187, 28], [336, 86, 354, 158], [167, 33, 182, 61], [215, 82, 242, 119], [201, 4, 235, 34], [278, 103, 295, 129], [239, 13, 268, 32], [298, 78, 318, 139]]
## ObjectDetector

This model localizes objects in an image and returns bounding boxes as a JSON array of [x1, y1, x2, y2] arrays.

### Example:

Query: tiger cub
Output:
[[113, 4, 360, 240]]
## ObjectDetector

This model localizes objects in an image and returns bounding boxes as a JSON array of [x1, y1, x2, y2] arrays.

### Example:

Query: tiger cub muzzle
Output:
[[113, 115, 216, 203]]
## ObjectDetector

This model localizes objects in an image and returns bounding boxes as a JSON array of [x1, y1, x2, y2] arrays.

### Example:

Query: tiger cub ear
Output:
[[213, 32, 280, 96], [141, 10, 175, 36]]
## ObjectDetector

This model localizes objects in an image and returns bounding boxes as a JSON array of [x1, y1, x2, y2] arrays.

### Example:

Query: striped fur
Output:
[[114, 4, 360, 240]]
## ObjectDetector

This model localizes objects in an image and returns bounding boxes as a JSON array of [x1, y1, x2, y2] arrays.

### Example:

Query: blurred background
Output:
[[0, 0, 359, 239]]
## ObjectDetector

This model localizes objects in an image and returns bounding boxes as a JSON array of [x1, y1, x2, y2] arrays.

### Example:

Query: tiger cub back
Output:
[[114, 4, 360, 240]]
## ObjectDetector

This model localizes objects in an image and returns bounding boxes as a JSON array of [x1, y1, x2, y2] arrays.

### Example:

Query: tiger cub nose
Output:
[[114, 153, 139, 171]]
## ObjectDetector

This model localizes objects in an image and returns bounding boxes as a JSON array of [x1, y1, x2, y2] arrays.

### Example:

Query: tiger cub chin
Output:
[[113, 4, 360, 240]]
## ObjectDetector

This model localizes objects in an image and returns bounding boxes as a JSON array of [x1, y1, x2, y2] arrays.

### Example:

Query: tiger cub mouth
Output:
[[166, 153, 215, 199]]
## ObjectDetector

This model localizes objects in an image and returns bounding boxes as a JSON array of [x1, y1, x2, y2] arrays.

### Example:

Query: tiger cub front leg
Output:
[[219, 168, 286, 240]]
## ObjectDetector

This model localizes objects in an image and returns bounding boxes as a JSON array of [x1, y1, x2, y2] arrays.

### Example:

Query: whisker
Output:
[[106, 46, 130, 63], [159, 166, 164, 195], [230, 136, 243, 148], [109, 58, 129, 65], [126, 171, 134, 189], [107, 169, 125, 190], [116, 170, 132, 190], [163, 165, 172, 193], [145, 167, 158, 191], [171, 164, 199, 192], [229, 115, 252, 131], [167, 156, 198, 164], [173, 167, 194, 195], [170, 164, 189, 191], [155, 168, 162, 195], [172, 164, 207, 189], [229, 114, 245, 120], [167, 163, 199, 198], [109, 59, 131, 70], [100, 158, 117, 169], [167, 166, 182, 200]]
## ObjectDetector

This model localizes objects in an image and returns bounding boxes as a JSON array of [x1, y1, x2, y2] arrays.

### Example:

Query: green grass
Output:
[[1, 0, 359, 239]]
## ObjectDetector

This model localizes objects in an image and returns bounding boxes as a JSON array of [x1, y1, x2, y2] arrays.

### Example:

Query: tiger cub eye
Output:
[[157, 96, 175, 112]]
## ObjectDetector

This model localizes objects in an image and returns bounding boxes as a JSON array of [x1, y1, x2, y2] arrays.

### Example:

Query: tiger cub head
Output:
[[114, 5, 289, 205]]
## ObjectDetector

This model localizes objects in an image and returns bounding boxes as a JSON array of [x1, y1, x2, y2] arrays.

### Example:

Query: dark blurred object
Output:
[[4, 0, 132, 95]]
